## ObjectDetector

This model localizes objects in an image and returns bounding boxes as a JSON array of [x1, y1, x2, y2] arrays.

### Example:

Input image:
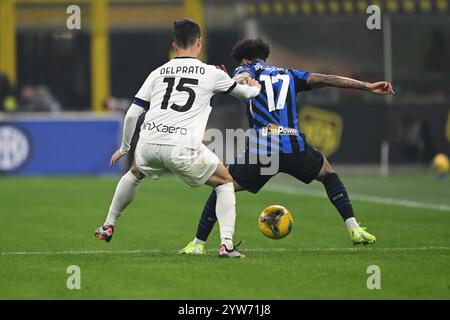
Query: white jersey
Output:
[[135, 57, 236, 149]]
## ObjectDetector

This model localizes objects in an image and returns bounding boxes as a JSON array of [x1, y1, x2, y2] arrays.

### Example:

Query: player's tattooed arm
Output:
[[307, 73, 395, 95], [307, 73, 367, 89]]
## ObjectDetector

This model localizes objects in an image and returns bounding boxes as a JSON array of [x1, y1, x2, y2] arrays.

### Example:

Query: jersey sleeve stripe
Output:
[[132, 97, 150, 111], [224, 82, 237, 94]]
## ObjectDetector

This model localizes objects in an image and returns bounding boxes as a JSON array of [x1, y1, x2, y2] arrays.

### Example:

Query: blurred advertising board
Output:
[[0, 113, 123, 175]]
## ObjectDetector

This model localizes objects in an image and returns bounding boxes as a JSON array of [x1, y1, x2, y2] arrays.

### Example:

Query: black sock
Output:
[[321, 173, 355, 221], [195, 191, 218, 242]]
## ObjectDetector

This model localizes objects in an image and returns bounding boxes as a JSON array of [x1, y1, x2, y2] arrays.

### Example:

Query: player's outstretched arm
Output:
[[110, 103, 146, 167], [229, 79, 262, 100], [214, 67, 261, 100], [306, 73, 395, 95]]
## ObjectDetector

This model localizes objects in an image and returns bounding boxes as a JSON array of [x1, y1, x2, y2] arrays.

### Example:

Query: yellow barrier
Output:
[[90, 0, 110, 113], [0, 0, 17, 86], [183, 0, 205, 61]]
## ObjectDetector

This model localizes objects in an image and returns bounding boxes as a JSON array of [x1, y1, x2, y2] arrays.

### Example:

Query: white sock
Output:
[[193, 237, 205, 245], [104, 171, 142, 226], [345, 217, 360, 231], [214, 182, 236, 249]]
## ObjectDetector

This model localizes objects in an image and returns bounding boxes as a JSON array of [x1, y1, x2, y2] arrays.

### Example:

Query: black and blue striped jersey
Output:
[[234, 61, 312, 154]]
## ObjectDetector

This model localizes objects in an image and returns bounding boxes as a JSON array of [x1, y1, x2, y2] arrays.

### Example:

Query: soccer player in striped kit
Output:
[[180, 38, 394, 255]]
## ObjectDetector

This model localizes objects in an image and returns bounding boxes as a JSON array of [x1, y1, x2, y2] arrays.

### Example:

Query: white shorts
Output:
[[134, 142, 219, 188]]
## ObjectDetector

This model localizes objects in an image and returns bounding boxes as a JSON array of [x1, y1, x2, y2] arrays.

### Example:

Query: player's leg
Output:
[[316, 157, 356, 223], [95, 163, 145, 242], [205, 164, 244, 258], [316, 157, 376, 245], [105, 163, 145, 226], [178, 180, 244, 254], [179, 160, 273, 255], [95, 142, 162, 242], [167, 145, 244, 258]]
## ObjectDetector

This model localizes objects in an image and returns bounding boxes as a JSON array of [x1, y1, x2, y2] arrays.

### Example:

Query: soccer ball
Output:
[[432, 153, 449, 176], [258, 205, 293, 239]]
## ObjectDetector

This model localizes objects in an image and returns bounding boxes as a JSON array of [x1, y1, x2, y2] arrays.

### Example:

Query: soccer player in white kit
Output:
[[95, 19, 261, 258]]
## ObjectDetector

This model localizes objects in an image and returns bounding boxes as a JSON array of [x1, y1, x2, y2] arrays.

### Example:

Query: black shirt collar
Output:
[[174, 56, 197, 59]]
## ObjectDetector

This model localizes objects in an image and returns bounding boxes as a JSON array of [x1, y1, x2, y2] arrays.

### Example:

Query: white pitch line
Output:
[[1, 247, 449, 256], [0, 249, 161, 256], [264, 184, 450, 212], [242, 247, 450, 252]]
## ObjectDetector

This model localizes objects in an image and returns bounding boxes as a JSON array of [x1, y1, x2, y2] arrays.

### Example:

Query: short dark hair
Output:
[[173, 19, 201, 49], [231, 38, 271, 62]]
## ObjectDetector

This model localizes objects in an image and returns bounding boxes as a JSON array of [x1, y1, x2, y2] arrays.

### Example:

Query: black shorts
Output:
[[228, 143, 324, 194]]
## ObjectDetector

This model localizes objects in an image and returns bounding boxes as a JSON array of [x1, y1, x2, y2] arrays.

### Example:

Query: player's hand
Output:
[[246, 78, 261, 90], [216, 64, 229, 75], [234, 73, 250, 84], [366, 81, 395, 95], [110, 149, 125, 167]]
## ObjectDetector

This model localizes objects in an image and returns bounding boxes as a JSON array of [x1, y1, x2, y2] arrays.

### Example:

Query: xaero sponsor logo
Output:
[[261, 123, 298, 136], [141, 122, 188, 135]]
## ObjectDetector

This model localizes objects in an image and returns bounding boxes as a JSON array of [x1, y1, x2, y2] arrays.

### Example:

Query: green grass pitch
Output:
[[1, 173, 449, 299]]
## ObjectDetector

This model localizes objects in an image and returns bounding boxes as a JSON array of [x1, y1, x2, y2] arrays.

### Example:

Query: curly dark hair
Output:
[[230, 38, 271, 62]]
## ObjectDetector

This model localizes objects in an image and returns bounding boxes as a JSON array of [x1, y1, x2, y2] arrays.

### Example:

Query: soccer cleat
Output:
[[350, 226, 376, 246], [178, 241, 206, 255], [95, 225, 114, 243], [218, 244, 246, 259]]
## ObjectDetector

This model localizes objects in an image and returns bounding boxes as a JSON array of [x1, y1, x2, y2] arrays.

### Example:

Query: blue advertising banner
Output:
[[0, 115, 123, 175]]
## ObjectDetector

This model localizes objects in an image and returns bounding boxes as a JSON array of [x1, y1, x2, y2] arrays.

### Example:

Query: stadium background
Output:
[[0, 0, 449, 175]]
